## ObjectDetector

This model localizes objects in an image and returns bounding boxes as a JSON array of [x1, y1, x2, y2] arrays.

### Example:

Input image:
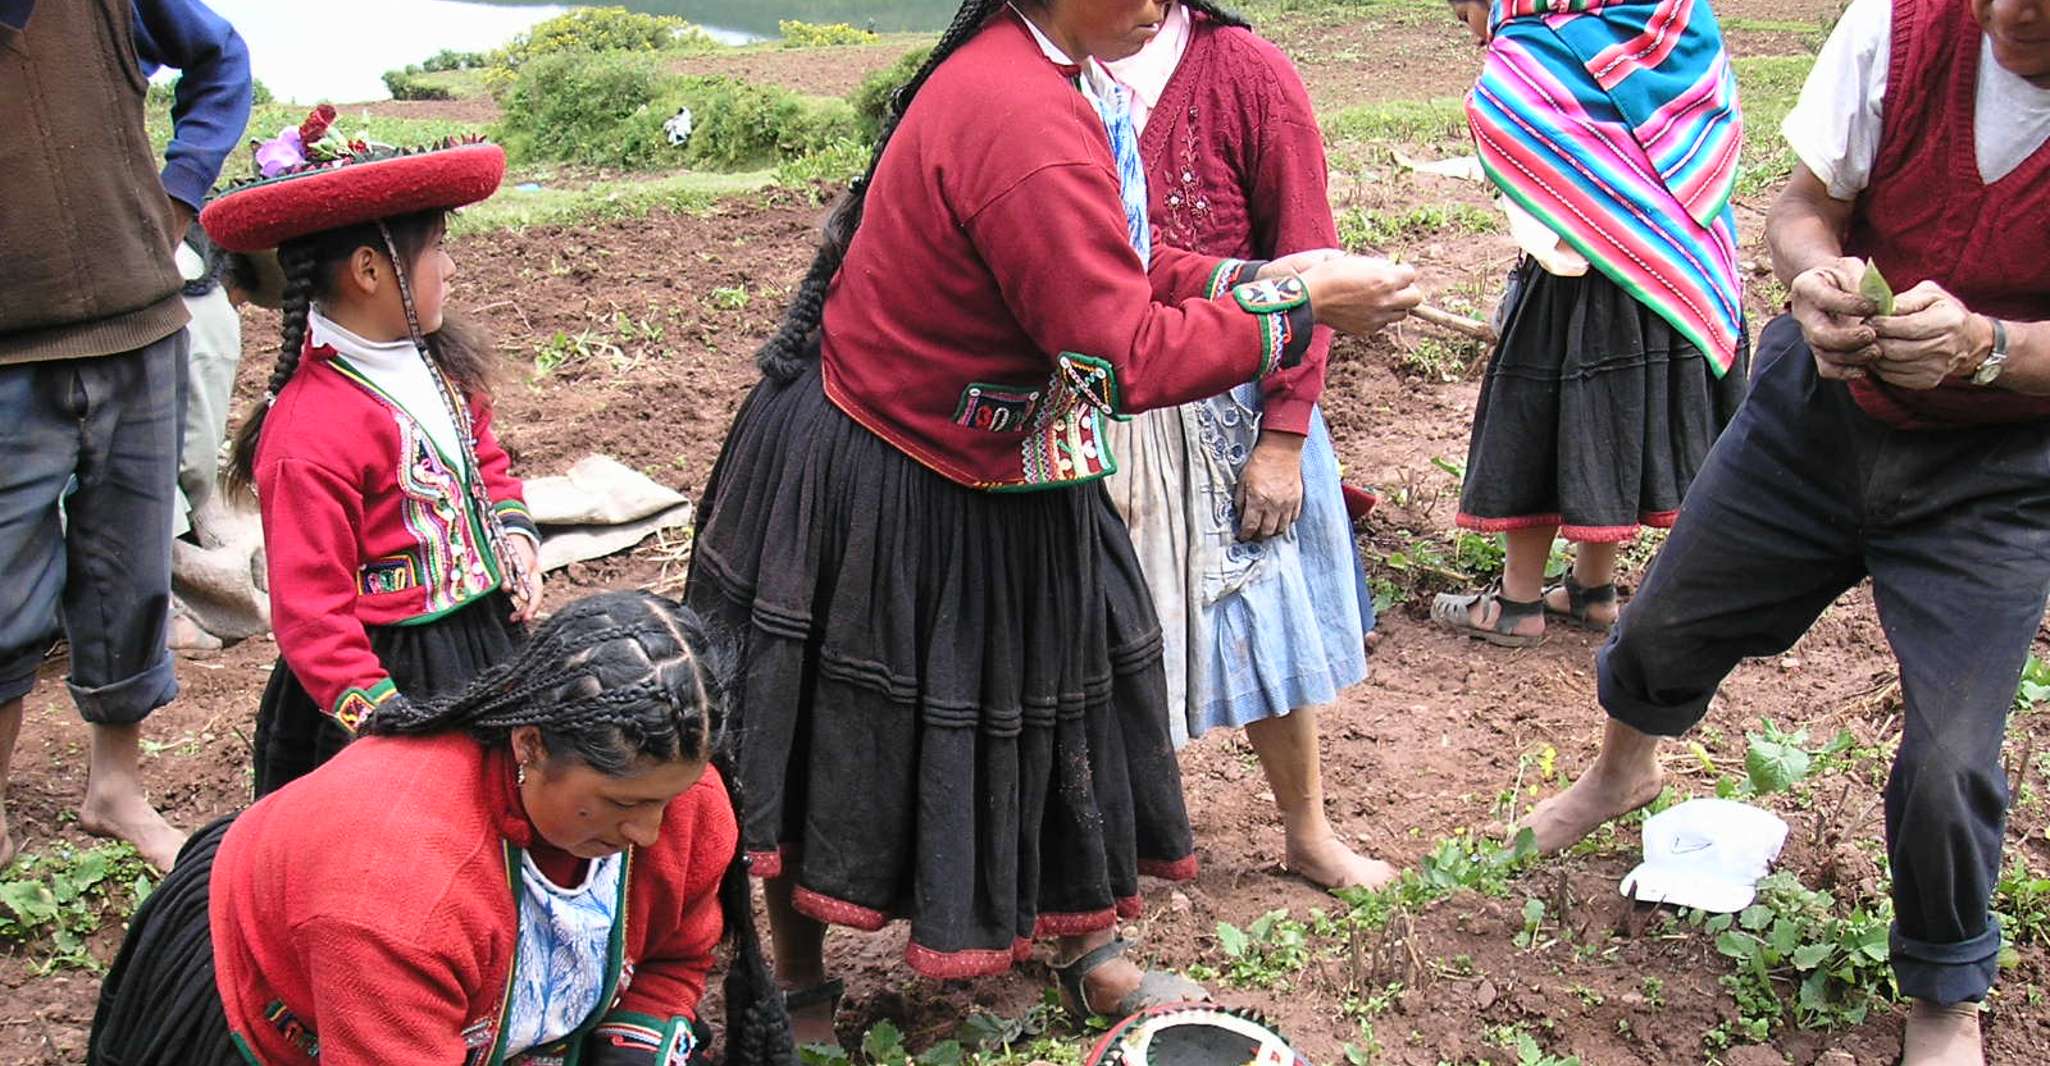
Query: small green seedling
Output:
[[1859, 259, 1895, 316]]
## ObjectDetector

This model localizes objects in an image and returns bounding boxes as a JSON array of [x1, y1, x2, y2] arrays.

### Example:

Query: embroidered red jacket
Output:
[[1136, 14, 1342, 434], [211, 734, 735, 1066], [820, 9, 1315, 491], [256, 345, 536, 729]]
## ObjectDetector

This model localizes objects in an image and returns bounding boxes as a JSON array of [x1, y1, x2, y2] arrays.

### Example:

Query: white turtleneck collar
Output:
[[308, 306, 467, 471]]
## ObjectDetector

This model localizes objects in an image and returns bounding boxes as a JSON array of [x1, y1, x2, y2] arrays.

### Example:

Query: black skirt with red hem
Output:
[[1456, 259, 1748, 543], [685, 364, 1198, 976]]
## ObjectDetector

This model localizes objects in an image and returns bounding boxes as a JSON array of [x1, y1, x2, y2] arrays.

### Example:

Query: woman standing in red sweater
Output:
[[88, 591, 794, 1066], [684, 0, 1421, 1041], [1100, 1, 1391, 891]]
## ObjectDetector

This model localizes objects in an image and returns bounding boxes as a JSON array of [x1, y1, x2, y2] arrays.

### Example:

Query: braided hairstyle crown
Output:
[[365, 590, 798, 1065], [754, 0, 1249, 382]]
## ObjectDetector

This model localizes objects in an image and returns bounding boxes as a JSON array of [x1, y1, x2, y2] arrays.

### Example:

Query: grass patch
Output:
[[451, 170, 773, 235], [1732, 54, 1816, 198], [779, 20, 879, 48], [1337, 202, 1498, 251], [1323, 97, 1470, 148]]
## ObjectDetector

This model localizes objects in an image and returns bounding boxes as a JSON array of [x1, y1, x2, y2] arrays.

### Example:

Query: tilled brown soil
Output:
[[12, 5, 2050, 1063]]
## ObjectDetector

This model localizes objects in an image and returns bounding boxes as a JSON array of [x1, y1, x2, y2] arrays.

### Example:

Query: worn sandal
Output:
[[1431, 582, 1545, 647], [1542, 573, 1619, 631], [1053, 938, 1209, 1020]]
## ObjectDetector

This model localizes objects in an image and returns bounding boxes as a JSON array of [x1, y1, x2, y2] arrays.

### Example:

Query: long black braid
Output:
[[755, 0, 1250, 381], [225, 240, 316, 494], [365, 590, 797, 1066]]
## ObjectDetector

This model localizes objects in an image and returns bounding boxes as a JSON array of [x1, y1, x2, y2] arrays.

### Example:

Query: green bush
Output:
[[383, 67, 453, 101], [776, 138, 870, 186], [486, 7, 721, 98], [497, 52, 674, 169], [497, 57, 855, 172], [653, 77, 860, 170], [778, 20, 878, 48], [421, 48, 489, 73], [848, 45, 932, 141], [499, 7, 718, 68]]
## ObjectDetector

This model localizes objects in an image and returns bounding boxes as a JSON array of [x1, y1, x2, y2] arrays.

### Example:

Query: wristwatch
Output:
[[1971, 317, 2010, 386]]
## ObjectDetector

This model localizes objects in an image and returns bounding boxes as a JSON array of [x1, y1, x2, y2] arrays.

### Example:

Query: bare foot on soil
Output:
[[1903, 1000, 1983, 1065], [79, 791, 186, 872], [0, 811, 15, 873], [1285, 834, 1398, 891], [1519, 759, 1663, 854]]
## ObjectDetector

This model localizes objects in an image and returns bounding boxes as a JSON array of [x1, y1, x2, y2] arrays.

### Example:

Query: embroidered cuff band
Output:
[[1231, 276, 1315, 375], [494, 499, 540, 543], [590, 1012, 699, 1066], [331, 678, 400, 735], [1204, 258, 1268, 300]]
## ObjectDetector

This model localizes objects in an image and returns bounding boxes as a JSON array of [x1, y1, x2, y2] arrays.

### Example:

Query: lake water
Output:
[[197, 0, 954, 104]]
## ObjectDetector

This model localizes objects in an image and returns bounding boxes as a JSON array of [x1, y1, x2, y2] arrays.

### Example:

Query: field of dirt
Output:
[[15, 2, 2050, 1064]]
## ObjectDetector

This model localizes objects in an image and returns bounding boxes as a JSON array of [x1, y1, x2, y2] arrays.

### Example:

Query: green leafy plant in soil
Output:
[[0, 841, 155, 972], [1699, 872, 1895, 1046], [1215, 908, 1314, 989], [802, 1000, 1078, 1066]]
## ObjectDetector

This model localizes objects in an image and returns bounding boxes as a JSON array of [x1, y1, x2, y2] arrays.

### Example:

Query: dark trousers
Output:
[[0, 332, 184, 723], [1598, 314, 2050, 1004]]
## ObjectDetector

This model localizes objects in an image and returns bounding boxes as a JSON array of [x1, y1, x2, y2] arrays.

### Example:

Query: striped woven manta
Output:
[[1468, 0, 1744, 376]]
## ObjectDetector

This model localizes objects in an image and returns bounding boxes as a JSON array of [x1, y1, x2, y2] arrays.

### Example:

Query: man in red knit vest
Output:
[[1519, 1, 2050, 1061]]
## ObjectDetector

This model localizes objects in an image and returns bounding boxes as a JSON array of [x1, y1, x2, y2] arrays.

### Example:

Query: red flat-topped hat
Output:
[[200, 104, 505, 253]]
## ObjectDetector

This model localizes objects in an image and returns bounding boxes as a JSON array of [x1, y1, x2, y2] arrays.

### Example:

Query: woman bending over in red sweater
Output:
[[88, 590, 796, 1066]]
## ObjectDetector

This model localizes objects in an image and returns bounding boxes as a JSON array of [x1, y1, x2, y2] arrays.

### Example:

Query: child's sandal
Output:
[[1431, 582, 1545, 647], [1542, 574, 1619, 631]]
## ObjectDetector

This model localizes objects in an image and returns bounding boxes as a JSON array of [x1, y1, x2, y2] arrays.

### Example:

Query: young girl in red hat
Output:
[[201, 111, 543, 796]]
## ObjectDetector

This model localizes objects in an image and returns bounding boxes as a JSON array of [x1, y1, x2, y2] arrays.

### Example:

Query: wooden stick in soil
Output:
[[1409, 303, 1498, 344]]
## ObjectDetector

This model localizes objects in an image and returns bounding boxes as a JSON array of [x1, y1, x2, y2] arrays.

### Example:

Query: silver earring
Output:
[[516, 763, 528, 787]]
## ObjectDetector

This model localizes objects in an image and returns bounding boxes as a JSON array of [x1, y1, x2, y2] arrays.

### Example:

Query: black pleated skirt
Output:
[[1456, 259, 1750, 542], [684, 365, 1195, 979], [89, 816, 239, 1066], [252, 592, 524, 797]]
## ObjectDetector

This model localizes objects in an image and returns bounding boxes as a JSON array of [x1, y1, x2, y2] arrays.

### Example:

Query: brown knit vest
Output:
[[0, 0, 189, 363]]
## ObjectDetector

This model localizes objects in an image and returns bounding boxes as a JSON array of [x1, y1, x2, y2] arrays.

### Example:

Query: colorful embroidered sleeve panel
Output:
[[1469, 0, 1745, 375]]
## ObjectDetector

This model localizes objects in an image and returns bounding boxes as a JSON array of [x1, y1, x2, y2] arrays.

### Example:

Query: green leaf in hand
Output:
[[1859, 259, 1895, 316]]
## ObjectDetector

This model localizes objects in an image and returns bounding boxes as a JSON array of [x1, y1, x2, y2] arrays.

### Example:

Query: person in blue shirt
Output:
[[0, 0, 250, 873]]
